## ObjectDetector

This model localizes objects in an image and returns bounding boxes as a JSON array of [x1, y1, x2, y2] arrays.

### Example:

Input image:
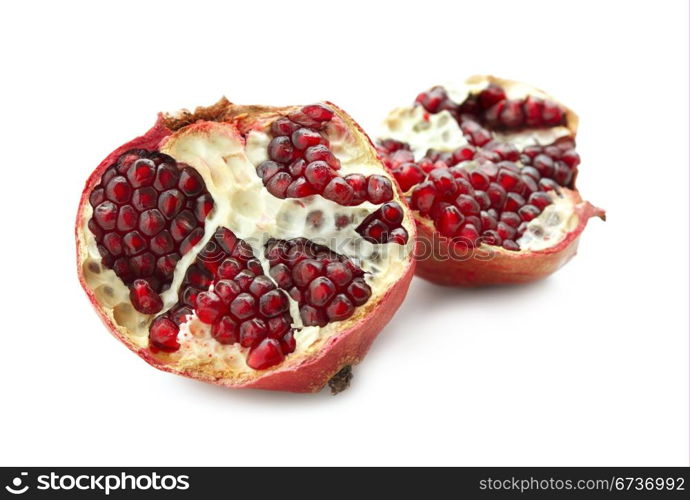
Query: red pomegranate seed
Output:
[[326, 294, 355, 321], [518, 204, 541, 221], [138, 209, 165, 236], [149, 317, 179, 352], [560, 150, 580, 168], [156, 254, 179, 279], [150, 231, 174, 255], [392, 163, 425, 192], [304, 161, 335, 191], [123, 231, 146, 256], [437, 205, 464, 236], [307, 277, 336, 307], [292, 259, 323, 287], [178, 168, 204, 196], [474, 190, 491, 210], [478, 83, 506, 108], [292, 128, 323, 150], [304, 145, 339, 169], [230, 293, 256, 320], [482, 229, 502, 246], [497, 169, 521, 191], [553, 162, 573, 185], [500, 211, 521, 228], [323, 177, 355, 205], [247, 338, 285, 370], [257, 160, 283, 181], [105, 176, 132, 204], [300, 104, 334, 123], [127, 159, 156, 188], [326, 262, 353, 287], [154, 164, 179, 191], [503, 240, 520, 251], [132, 187, 157, 211], [485, 182, 506, 210], [258, 290, 289, 317], [211, 316, 239, 345], [533, 154, 554, 178], [269, 263, 293, 288], [266, 171, 292, 198], [457, 224, 479, 245], [195, 291, 224, 324], [103, 233, 123, 256], [523, 95, 544, 127], [455, 194, 480, 216], [215, 279, 240, 305], [267, 314, 291, 338], [194, 193, 214, 222], [116, 205, 138, 232], [239, 318, 268, 348], [180, 227, 204, 255], [504, 192, 526, 212], [268, 136, 295, 163], [280, 331, 296, 354], [429, 170, 458, 198], [388, 227, 409, 244], [271, 117, 300, 137], [130, 279, 163, 314], [94, 201, 118, 230], [497, 221, 517, 240], [286, 177, 317, 198], [347, 278, 371, 306], [300, 305, 327, 327], [366, 175, 394, 204], [480, 210, 497, 230], [345, 174, 368, 204], [410, 182, 436, 214], [380, 202, 404, 225], [528, 192, 552, 210], [541, 100, 564, 125]]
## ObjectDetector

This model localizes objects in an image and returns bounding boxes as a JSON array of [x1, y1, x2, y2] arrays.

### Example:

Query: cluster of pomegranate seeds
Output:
[[379, 84, 580, 251], [265, 238, 372, 328], [149, 227, 295, 370], [257, 105, 396, 204], [88, 149, 214, 312], [356, 202, 408, 244]]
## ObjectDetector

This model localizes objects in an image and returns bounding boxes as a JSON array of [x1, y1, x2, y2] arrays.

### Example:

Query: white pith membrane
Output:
[[78, 108, 414, 379], [379, 76, 580, 252]]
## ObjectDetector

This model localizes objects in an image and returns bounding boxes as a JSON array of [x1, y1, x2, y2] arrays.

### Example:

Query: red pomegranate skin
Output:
[[76, 103, 416, 393]]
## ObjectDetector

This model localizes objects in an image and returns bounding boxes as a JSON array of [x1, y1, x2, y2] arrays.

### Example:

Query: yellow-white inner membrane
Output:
[[79, 115, 414, 377], [379, 94, 576, 252]]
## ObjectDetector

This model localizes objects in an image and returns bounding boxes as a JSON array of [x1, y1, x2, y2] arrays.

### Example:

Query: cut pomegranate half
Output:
[[76, 99, 415, 392], [377, 75, 604, 285]]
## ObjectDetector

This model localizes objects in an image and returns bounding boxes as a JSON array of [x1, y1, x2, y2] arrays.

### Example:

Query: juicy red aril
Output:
[[392, 163, 425, 191], [149, 317, 179, 352], [366, 175, 394, 204], [268, 136, 295, 163], [240, 318, 268, 348], [292, 128, 323, 150], [196, 291, 224, 324], [87, 150, 214, 313], [247, 338, 285, 370], [212, 316, 239, 344], [130, 279, 163, 314]]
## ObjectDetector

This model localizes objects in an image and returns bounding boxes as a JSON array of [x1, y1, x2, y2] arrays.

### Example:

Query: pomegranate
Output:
[[76, 98, 415, 393], [377, 75, 604, 285]]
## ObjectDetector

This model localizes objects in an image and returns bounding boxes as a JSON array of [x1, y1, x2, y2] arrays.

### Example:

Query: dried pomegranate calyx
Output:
[[77, 100, 416, 387]]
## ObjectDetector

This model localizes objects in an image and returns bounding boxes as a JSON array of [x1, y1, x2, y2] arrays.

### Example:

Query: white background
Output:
[[0, 0, 687, 466]]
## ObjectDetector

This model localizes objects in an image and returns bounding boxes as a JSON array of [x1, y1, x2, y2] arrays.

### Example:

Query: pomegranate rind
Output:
[[413, 189, 604, 286], [76, 100, 416, 393]]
